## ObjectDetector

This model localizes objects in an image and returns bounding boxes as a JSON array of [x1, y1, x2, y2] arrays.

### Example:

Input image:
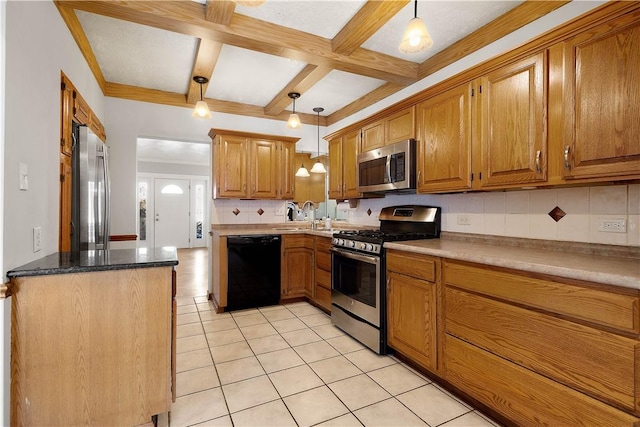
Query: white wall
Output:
[[0, 1, 7, 423], [3, 1, 104, 276]]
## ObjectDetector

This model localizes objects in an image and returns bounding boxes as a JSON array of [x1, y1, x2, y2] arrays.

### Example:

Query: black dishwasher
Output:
[[227, 235, 281, 311]]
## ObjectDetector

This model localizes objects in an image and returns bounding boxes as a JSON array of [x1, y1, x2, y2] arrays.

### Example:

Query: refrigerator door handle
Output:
[[102, 145, 111, 250]]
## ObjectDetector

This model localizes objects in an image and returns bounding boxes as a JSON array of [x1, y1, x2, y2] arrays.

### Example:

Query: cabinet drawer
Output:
[[316, 251, 331, 271], [444, 335, 640, 426], [387, 250, 437, 282], [283, 235, 314, 249], [315, 237, 332, 252], [446, 287, 639, 411], [315, 286, 332, 311], [443, 260, 640, 334], [315, 268, 331, 290]]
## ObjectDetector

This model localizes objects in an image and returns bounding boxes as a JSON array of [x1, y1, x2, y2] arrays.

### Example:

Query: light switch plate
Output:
[[19, 163, 28, 191]]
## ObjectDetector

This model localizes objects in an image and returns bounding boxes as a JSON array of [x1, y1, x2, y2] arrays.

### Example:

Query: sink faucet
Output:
[[300, 200, 317, 229]]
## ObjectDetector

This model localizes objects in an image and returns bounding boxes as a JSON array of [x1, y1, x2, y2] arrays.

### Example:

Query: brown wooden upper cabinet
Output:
[[328, 129, 360, 200], [361, 106, 415, 152], [293, 152, 325, 204], [417, 51, 547, 193], [560, 15, 640, 181], [73, 90, 90, 125], [210, 129, 298, 200]]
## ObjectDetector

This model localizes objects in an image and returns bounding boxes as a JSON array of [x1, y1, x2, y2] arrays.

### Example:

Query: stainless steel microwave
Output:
[[357, 139, 416, 193]]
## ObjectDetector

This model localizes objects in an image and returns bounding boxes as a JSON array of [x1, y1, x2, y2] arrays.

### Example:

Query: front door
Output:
[[154, 178, 190, 248]]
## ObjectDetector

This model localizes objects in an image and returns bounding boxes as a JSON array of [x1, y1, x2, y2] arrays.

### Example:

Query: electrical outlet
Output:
[[598, 218, 626, 233], [457, 214, 471, 226], [33, 227, 42, 252]]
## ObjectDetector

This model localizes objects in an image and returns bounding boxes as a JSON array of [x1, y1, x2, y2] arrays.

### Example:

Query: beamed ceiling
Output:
[[55, 0, 570, 127]]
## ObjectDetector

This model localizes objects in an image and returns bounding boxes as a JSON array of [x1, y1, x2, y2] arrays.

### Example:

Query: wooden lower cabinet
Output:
[[442, 259, 640, 425], [312, 236, 332, 311], [281, 235, 314, 300], [386, 250, 440, 373], [11, 267, 175, 426]]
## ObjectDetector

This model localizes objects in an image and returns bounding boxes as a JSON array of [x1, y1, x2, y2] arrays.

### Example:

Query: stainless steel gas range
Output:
[[330, 205, 441, 354]]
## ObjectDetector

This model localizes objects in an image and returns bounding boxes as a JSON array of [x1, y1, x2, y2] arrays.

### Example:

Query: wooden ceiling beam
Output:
[[186, 39, 223, 105], [54, 2, 107, 93], [418, 0, 571, 79], [264, 65, 331, 116], [332, 0, 409, 55], [327, 82, 406, 126], [63, 1, 418, 85], [205, 0, 235, 25], [104, 82, 326, 127]]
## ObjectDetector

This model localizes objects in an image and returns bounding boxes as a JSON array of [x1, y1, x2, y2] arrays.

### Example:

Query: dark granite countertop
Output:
[[6, 247, 179, 278]]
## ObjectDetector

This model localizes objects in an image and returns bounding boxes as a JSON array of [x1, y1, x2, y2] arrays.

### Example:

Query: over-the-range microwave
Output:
[[357, 139, 416, 193]]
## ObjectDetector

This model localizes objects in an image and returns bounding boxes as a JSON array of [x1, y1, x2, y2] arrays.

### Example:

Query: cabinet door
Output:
[[279, 141, 296, 199], [282, 248, 313, 299], [73, 90, 90, 125], [361, 120, 384, 151], [249, 139, 279, 199], [293, 152, 311, 204], [478, 52, 547, 187], [59, 154, 73, 252], [328, 137, 344, 199], [60, 82, 73, 156], [386, 106, 415, 144], [387, 271, 437, 372], [416, 83, 472, 193], [562, 16, 640, 180], [217, 135, 247, 198], [342, 130, 361, 198]]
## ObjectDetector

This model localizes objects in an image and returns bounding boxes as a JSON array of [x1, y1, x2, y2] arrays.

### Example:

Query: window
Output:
[[195, 184, 204, 239], [139, 182, 147, 241], [161, 184, 184, 194]]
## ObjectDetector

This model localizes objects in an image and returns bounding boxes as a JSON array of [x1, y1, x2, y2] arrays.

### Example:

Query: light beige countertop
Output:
[[209, 222, 364, 238], [385, 238, 640, 290]]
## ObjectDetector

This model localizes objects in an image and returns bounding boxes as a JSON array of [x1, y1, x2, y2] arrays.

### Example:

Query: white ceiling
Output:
[[75, 0, 524, 117], [137, 138, 210, 166]]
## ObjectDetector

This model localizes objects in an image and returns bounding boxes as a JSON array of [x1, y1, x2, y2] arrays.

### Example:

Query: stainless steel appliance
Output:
[[71, 124, 111, 252], [331, 205, 441, 354], [227, 235, 281, 311], [357, 139, 416, 193]]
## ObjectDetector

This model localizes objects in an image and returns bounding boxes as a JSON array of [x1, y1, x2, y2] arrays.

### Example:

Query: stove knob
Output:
[[338, 239, 344, 246], [332, 238, 338, 245], [359, 242, 367, 250], [367, 244, 374, 251], [349, 240, 356, 248]]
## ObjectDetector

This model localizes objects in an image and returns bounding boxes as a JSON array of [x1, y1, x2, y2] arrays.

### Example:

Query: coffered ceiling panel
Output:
[[233, 0, 367, 39], [58, 0, 572, 126], [76, 10, 198, 94], [363, 1, 525, 63], [295, 70, 386, 115], [206, 45, 308, 106]]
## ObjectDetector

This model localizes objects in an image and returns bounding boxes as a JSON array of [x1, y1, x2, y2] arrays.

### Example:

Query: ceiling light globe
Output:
[[287, 113, 301, 129], [310, 161, 326, 174], [192, 100, 211, 119], [295, 165, 310, 177], [399, 17, 433, 53]]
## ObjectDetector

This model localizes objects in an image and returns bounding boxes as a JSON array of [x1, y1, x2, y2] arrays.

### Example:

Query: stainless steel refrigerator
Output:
[[71, 123, 111, 251]]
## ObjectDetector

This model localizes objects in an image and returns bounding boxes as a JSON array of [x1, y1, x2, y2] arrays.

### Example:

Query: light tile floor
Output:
[[164, 297, 501, 427]]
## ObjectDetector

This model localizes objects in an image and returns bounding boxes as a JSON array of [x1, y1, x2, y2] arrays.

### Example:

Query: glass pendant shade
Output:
[[192, 76, 211, 119], [310, 161, 326, 174], [399, 17, 432, 53], [287, 113, 301, 129], [295, 163, 310, 177], [192, 100, 211, 118]]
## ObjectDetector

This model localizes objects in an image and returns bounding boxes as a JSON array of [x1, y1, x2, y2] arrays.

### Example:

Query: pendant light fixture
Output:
[[286, 92, 302, 129], [295, 161, 310, 177], [399, 0, 433, 54], [310, 107, 326, 174], [192, 76, 211, 119]]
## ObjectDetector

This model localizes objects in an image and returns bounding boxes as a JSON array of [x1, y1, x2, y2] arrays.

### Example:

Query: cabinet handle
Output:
[[417, 170, 421, 184], [243, 184, 246, 193], [564, 146, 571, 170], [386, 277, 391, 293], [535, 150, 541, 173]]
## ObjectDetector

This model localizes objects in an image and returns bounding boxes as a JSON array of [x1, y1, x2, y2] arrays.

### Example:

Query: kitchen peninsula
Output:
[[7, 248, 179, 426]]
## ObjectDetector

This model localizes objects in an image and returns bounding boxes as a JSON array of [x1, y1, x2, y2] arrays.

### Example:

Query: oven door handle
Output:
[[330, 247, 379, 265]]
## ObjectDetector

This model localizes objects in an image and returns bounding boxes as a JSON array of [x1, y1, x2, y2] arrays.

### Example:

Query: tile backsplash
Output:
[[210, 184, 640, 247], [346, 184, 640, 247]]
